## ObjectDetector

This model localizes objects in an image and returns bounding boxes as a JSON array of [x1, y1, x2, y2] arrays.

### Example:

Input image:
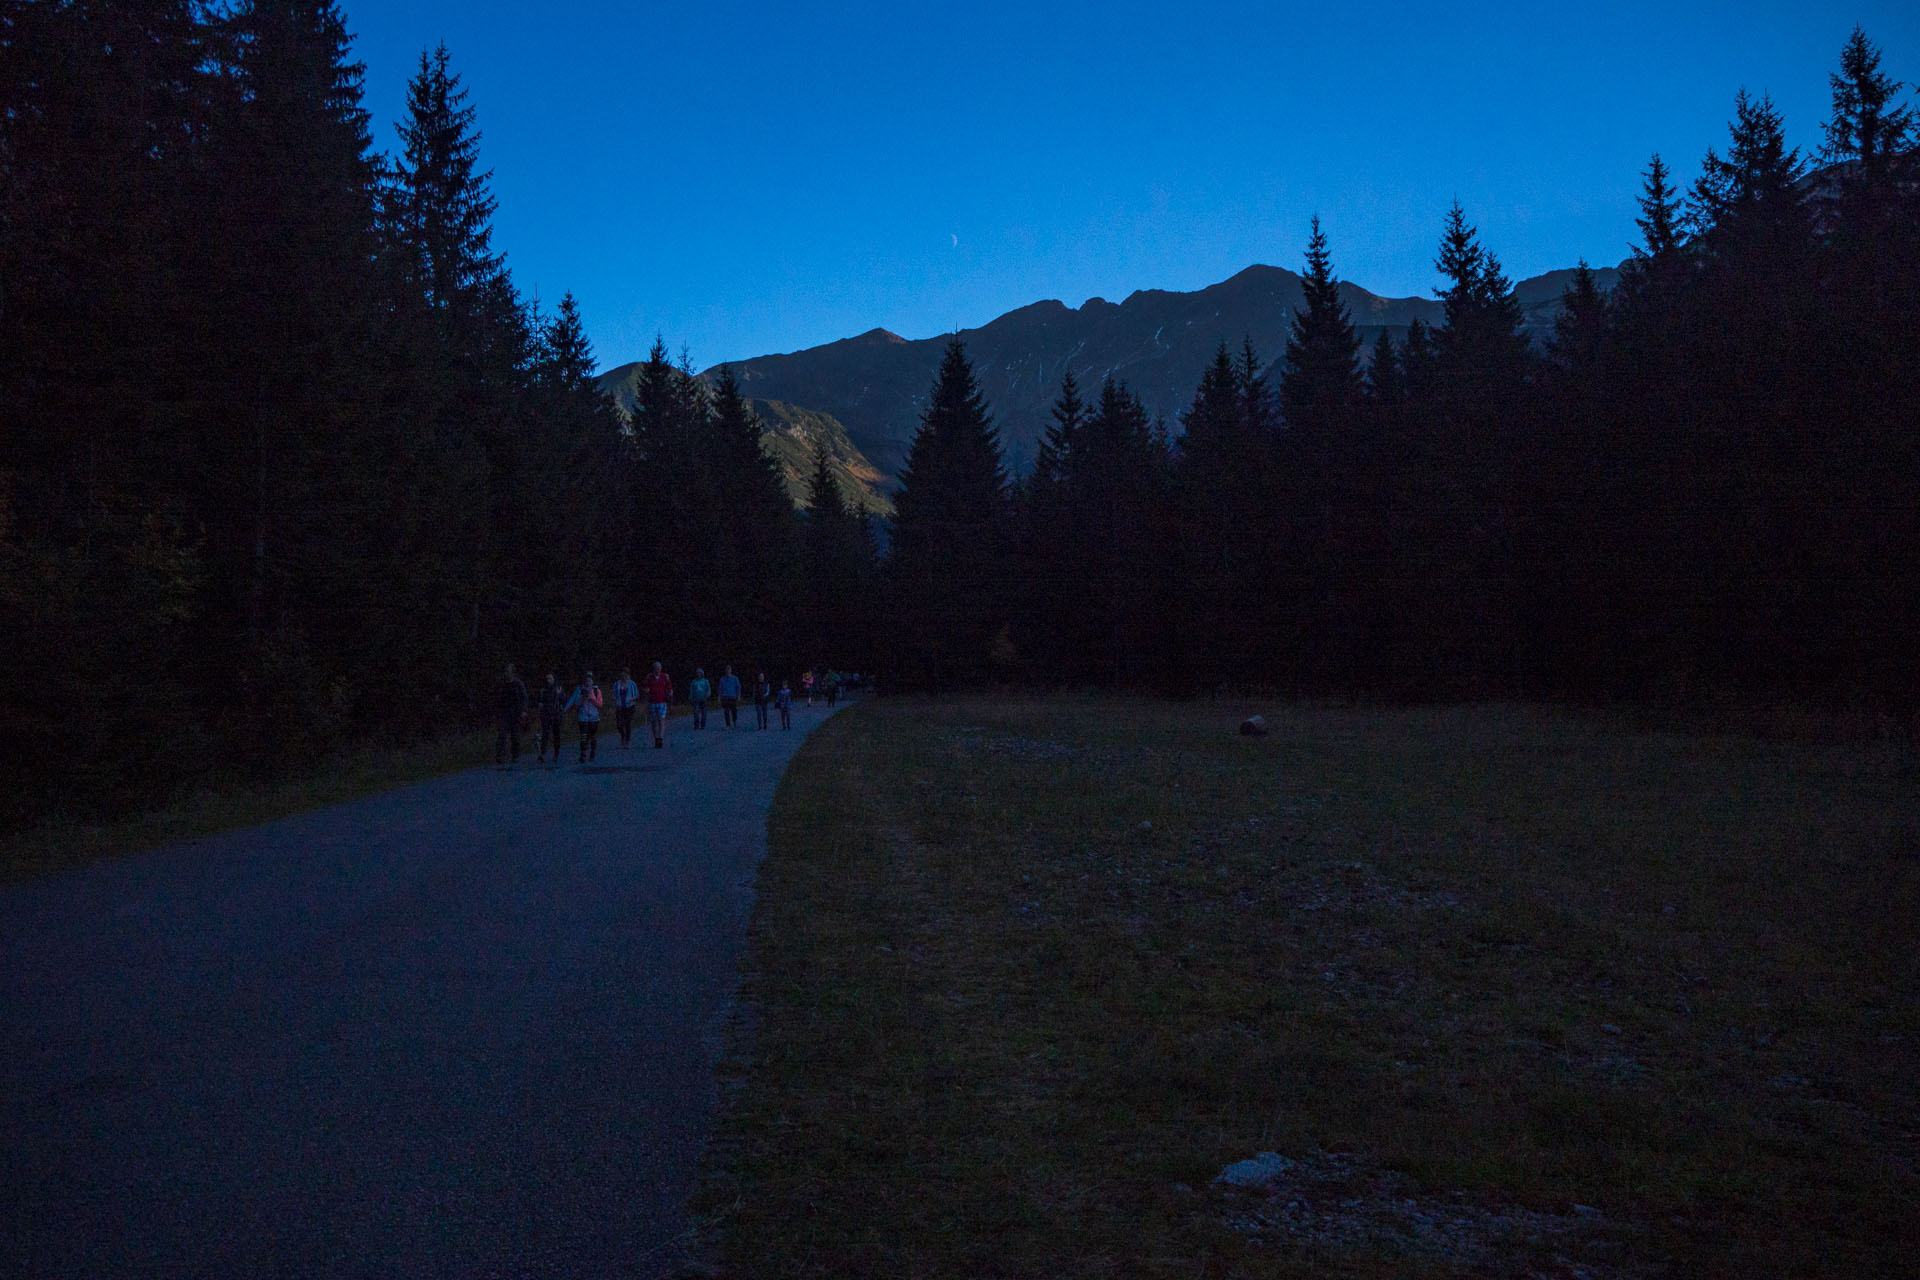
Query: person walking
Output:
[[718, 666, 741, 728], [564, 671, 603, 763], [611, 667, 641, 747], [802, 669, 815, 706], [776, 679, 793, 730], [823, 668, 840, 708], [495, 664, 528, 765], [689, 668, 711, 729], [643, 661, 674, 749], [535, 672, 565, 763], [754, 672, 772, 730]]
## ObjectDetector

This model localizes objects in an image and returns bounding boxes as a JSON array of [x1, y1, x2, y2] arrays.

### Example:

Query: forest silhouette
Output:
[[4, 6, 1916, 826]]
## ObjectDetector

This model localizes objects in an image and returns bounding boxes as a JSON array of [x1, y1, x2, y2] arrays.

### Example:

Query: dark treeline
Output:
[[6, 9, 1916, 827], [887, 29, 1919, 716], [1, 2, 876, 827]]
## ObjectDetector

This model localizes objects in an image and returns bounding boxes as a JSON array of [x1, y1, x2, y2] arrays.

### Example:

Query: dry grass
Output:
[[697, 696, 1919, 1277], [0, 725, 496, 884]]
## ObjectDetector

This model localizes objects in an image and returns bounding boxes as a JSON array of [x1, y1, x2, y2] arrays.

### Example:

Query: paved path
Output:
[[1, 702, 841, 1278]]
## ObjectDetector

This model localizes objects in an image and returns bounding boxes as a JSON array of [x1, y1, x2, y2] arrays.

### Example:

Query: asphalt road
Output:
[[1, 702, 840, 1278]]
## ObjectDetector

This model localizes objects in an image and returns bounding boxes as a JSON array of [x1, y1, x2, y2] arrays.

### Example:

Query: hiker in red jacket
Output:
[[643, 661, 674, 749]]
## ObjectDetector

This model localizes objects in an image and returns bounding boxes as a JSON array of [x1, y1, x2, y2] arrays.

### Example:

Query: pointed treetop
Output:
[[1824, 26, 1914, 172], [1281, 215, 1362, 429], [1690, 89, 1805, 230], [1034, 367, 1086, 488], [806, 439, 847, 518], [1633, 154, 1684, 260], [392, 42, 501, 308]]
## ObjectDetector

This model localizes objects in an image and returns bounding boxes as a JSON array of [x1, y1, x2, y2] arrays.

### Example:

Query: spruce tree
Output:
[[1823, 27, 1914, 192], [887, 339, 1010, 686], [1365, 330, 1403, 404], [1279, 216, 1363, 442], [1548, 260, 1609, 383], [387, 44, 503, 314], [706, 366, 797, 670], [1172, 340, 1280, 684], [803, 438, 861, 664], [1032, 367, 1086, 492], [1432, 201, 1530, 394], [1634, 153, 1685, 259], [200, 0, 456, 738], [1689, 90, 1809, 261], [519, 292, 635, 670]]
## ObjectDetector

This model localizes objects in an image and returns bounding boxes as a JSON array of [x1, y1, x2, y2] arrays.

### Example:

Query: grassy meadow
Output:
[[696, 696, 1918, 1277]]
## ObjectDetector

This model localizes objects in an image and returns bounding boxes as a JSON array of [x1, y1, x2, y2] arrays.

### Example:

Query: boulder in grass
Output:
[[1239, 715, 1269, 737], [1216, 1151, 1293, 1188]]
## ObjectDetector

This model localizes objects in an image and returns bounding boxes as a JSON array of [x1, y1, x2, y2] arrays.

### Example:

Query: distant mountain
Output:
[[592, 370, 893, 515], [749, 398, 892, 515], [601, 260, 1619, 487]]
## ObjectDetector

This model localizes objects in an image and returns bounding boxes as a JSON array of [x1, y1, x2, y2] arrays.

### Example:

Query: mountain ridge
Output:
[[599, 259, 1620, 487]]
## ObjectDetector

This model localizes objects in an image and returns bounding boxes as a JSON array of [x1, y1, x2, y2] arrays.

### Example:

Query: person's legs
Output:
[[649, 704, 666, 747], [756, 701, 768, 729], [541, 714, 560, 761], [781, 704, 791, 729], [496, 716, 511, 764]]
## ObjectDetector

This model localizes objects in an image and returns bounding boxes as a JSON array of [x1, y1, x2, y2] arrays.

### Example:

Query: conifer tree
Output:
[[1635, 154, 1685, 259], [1432, 201, 1530, 394], [388, 44, 504, 315], [1032, 367, 1086, 492], [1172, 340, 1281, 684], [518, 292, 635, 669], [887, 339, 1010, 686], [200, 0, 464, 737], [1034, 378, 1170, 683], [1823, 27, 1914, 193], [1548, 261, 1609, 383], [706, 365, 798, 669], [1613, 154, 1691, 338], [1689, 90, 1809, 261], [1365, 330, 1403, 405], [1279, 216, 1363, 443], [802, 439, 864, 665]]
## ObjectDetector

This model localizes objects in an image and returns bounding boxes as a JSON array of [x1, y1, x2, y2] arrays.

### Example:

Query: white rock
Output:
[[1216, 1151, 1294, 1188]]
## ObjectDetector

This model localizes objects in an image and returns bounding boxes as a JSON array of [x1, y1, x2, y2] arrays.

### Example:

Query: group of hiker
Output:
[[492, 663, 850, 765]]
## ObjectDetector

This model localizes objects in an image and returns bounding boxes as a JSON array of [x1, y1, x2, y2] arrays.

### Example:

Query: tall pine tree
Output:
[[1279, 216, 1363, 444], [887, 339, 1010, 687]]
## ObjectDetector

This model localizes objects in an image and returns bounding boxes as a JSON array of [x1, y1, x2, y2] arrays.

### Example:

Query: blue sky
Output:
[[339, 1, 1920, 372]]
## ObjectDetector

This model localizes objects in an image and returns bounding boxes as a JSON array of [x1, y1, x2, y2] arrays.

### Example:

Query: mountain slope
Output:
[[592, 373, 893, 514], [603, 260, 1619, 486]]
